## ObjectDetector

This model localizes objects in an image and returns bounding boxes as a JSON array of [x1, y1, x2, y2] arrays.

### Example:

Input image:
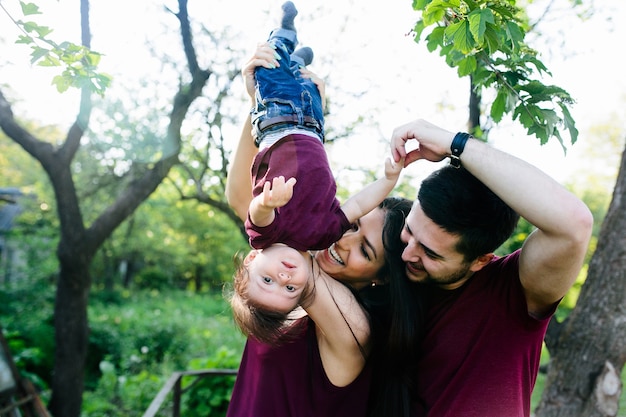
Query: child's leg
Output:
[[291, 47, 314, 68], [256, 1, 301, 102], [267, 1, 299, 54], [281, 1, 298, 32], [252, 2, 324, 144]]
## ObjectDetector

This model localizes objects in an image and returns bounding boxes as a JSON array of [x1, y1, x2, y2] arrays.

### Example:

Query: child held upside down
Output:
[[231, 1, 403, 343]]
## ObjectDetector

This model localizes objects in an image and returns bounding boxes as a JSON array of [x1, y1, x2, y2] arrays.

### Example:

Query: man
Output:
[[391, 119, 593, 417]]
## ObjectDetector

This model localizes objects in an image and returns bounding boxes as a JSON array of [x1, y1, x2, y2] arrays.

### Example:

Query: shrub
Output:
[[181, 347, 240, 417]]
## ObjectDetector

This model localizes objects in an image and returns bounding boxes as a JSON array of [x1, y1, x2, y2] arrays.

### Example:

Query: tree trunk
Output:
[[468, 75, 481, 132], [535, 142, 626, 417], [0, 1, 210, 415], [47, 259, 92, 417]]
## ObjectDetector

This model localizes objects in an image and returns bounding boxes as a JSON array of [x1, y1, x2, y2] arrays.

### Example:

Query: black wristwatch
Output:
[[450, 132, 471, 168]]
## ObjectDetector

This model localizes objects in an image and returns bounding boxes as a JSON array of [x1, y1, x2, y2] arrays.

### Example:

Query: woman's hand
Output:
[[299, 68, 326, 111], [241, 42, 281, 101]]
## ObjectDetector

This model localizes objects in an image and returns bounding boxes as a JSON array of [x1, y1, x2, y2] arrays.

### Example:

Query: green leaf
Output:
[[560, 103, 579, 145], [52, 75, 72, 93], [470, 65, 492, 87], [33, 24, 53, 38], [468, 8, 494, 46], [15, 34, 34, 45], [412, 20, 427, 41], [483, 26, 501, 53], [422, 1, 447, 26], [426, 27, 445, 52], [491, 90, 506, 122], [29, 46, 50, 64], [38, 55, 61, 67], [505, 21, 524, 50], [457, 55, 476, 76], [445, 20, 474, 54], [413, 0, 431, 10], [87, 51, 103, 66], [21, 21, 40, 34], [19, 1, 41, 16]]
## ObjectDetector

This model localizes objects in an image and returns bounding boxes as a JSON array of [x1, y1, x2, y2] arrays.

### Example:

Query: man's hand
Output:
[[390, 119, 455, 167]]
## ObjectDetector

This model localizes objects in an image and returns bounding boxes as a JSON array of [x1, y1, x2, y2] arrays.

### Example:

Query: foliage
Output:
[[495, 216, 532, 256], [0, 277, 56, 391], [82, 361, 166, 416], [83, 289, 245, 415], [0, 279, 246, 416], [181, 348, 241, 417], [411, 0, 577, 149], [89, 187, 249, 292], [3, 1, 111, 95]]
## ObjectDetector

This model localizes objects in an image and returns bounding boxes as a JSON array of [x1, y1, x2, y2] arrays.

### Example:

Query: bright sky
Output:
[[1, 0, 625, 189]]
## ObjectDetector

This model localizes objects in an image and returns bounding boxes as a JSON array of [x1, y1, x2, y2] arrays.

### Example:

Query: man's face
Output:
[[400, 202, 473, 289]]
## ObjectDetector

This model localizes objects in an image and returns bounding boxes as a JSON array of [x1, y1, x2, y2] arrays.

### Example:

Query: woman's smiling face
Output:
[[315, 207, 386, 289]]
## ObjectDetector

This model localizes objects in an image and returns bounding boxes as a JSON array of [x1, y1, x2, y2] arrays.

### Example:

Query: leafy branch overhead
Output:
[[6, 1, 111, 95], [411, 0, 577, 149]]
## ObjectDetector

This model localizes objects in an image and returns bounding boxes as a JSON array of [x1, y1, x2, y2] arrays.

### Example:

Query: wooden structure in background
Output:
[[0, 328, 49, 417]]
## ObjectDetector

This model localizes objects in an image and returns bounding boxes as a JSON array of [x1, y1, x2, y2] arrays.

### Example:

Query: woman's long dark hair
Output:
[[361, 197, 427, 417]]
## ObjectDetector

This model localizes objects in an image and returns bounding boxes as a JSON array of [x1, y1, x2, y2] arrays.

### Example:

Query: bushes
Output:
[[82, 289, 245, 415], [182, 347, 241, 416], [1, 282, 245, 416]]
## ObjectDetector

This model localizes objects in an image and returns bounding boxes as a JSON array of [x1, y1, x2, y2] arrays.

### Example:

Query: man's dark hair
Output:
[[418, 165, 520, 261]]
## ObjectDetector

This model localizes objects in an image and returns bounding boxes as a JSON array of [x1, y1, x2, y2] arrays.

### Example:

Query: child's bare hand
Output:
[[260, 176, 297, 209], [384, 156, 404, 180]]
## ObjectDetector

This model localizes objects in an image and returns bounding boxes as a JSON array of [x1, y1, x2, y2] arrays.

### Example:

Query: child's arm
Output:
[[249, 176, 297, 227], [340, 157, 404, 223]]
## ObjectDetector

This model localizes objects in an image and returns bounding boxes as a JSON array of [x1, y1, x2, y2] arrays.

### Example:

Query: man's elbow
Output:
[[571, 202, 594, 249], [576, 204, 593, 244]]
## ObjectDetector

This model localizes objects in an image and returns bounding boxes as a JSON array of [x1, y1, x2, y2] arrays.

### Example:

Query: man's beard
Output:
[[421, 263, 472, 287]]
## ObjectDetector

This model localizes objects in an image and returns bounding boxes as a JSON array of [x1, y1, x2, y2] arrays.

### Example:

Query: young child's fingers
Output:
[[263, 180, 273, 196], [272, 176, 286, 188]]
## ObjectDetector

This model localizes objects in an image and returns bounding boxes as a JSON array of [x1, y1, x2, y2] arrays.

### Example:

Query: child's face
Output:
[[245, 245, 310, 313]]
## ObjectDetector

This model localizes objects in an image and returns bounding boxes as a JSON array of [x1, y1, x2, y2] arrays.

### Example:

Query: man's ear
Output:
[[244, 250, 259, 266], [469, 253, 494, 272]]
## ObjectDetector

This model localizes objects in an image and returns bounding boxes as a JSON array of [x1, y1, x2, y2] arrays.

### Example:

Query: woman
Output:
[[224, 40, 423, 417]]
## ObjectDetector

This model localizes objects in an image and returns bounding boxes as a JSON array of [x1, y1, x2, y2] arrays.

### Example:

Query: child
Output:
[[232, 1, 403, 342]]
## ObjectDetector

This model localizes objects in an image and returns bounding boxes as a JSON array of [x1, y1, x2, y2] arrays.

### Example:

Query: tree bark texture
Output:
[[536, 142, 626, 417]]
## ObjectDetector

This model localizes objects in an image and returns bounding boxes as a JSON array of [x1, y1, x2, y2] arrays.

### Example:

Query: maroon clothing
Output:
[[415, 250, 554, 417], [226, 317, 372, 417], [245, 134, 351, 251]]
